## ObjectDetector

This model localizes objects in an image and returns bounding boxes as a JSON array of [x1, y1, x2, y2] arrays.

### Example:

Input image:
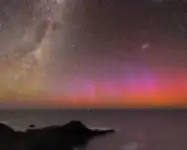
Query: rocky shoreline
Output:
[[0, 120, 115, 150]]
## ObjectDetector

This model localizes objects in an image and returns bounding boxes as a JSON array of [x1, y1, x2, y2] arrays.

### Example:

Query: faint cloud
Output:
[[121, 142, 145, 150], [55, 0, 64, 4], [141, 43, 150, 52]]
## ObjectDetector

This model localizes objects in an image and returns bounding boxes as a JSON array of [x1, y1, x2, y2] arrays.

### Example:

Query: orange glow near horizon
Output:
[[51, 68, 187, 108], [0, 67, 187, 108]]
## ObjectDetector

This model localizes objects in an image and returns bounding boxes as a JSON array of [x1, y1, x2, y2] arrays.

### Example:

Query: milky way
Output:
[[0, 0, 64, 99], [0, 0, 187, 107]]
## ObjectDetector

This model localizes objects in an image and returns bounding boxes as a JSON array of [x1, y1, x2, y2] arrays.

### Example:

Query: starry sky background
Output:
[[0, 0, 187, 108]]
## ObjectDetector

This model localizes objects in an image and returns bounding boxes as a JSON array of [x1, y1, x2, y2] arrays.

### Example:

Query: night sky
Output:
[[0, 0, 187, 108]]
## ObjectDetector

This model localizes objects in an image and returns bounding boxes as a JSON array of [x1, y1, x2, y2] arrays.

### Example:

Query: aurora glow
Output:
[[0, 0, 187, 108]]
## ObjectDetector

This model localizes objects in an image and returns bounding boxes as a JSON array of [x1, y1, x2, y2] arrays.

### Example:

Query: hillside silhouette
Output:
[[0, 120, 115, 150]]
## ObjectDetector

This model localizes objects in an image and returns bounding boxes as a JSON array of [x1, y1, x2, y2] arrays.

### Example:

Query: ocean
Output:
[[0, 109, 187, 150]]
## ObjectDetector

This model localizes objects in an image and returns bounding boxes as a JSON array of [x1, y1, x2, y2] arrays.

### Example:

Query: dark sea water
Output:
[[0, 109, 187, 150]]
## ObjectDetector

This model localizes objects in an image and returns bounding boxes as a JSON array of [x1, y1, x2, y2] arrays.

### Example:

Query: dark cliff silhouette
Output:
[[0, 121, 115, 150]]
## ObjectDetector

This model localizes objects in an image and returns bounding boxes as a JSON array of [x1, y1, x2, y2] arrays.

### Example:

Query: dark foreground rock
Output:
[[0, 121, 115, 150]]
